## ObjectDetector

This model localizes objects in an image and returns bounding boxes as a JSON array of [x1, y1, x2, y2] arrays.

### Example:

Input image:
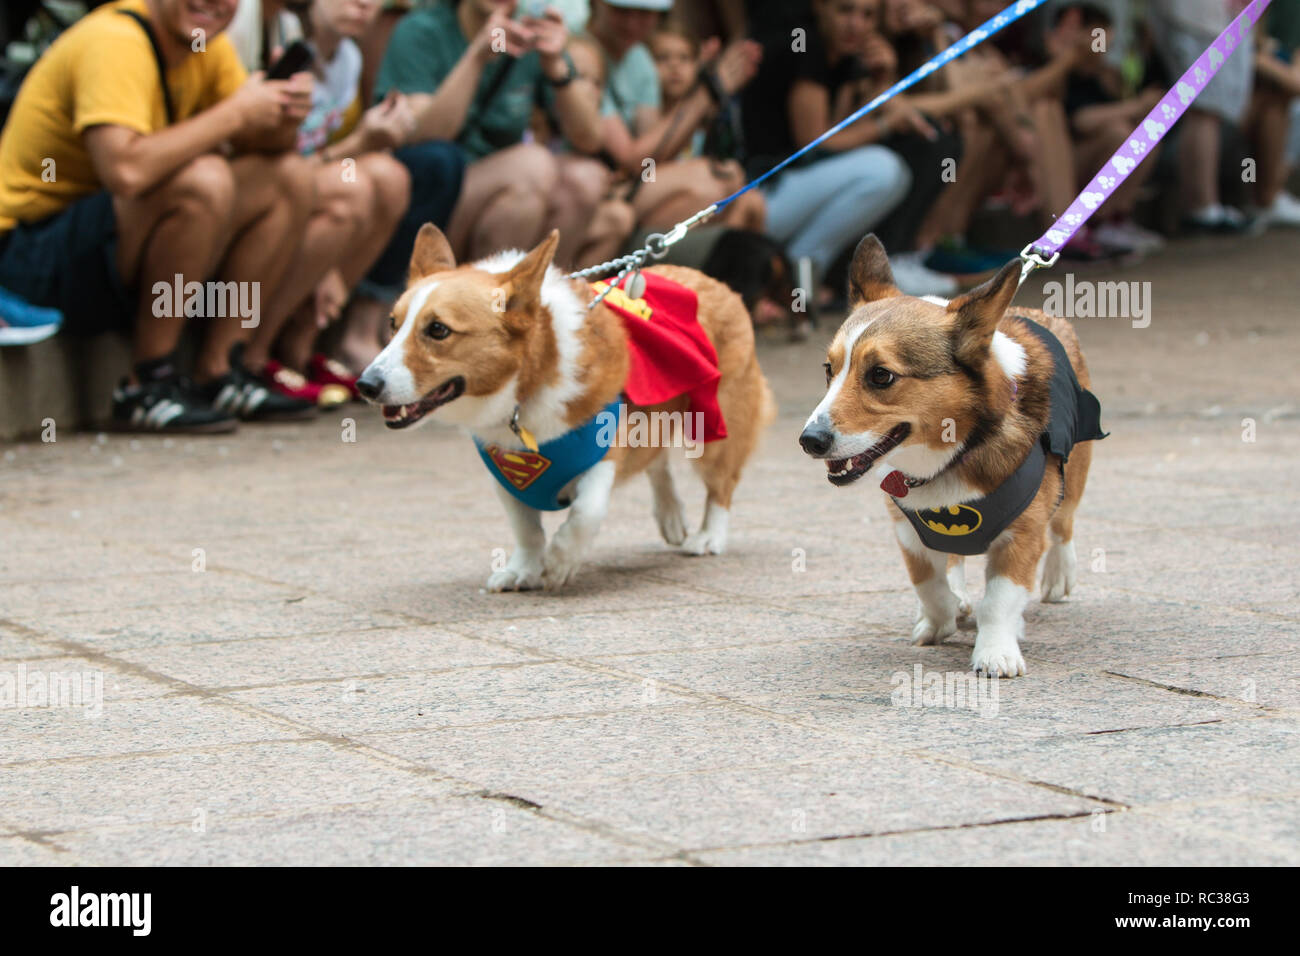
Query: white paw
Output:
[[1040, 539, 1077, 603], [655, 504, 688, 546], [541, 542, 584, 590], [971, 638, 1027, 677], [912, 612, 957, 645], [486, 560, 543, 593], [954, 591, 973, 619], [681, 528, 727, 556]]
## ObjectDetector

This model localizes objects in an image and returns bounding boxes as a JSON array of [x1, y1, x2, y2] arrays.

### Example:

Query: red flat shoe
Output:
[[308, 353, 361, 401], [263, 359, 348, 408]]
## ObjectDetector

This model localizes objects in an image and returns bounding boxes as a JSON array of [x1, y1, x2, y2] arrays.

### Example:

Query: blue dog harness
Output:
[[474, 400, 622, 511]]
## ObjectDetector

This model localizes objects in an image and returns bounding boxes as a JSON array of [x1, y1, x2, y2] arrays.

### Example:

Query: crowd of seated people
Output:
[[0, 0, 1297, 433]]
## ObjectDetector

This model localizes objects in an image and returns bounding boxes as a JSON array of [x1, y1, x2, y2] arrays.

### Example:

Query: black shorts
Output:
[[0, 190, 134, 336]]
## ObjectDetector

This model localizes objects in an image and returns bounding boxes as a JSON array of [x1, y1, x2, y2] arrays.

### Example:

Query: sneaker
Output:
[[1259, 191, 1300, 229], [924, 237, 1019, 276], [111, 375, 238, 434], [1092, 218, 1166, 255], [889, 252, 959, 297], [1060, 226, 1121, 262], [1183, 204, 1261, 236], [195, 344, 317, 422], [308, 353, 361, 401], [0, 287, 62, 346]]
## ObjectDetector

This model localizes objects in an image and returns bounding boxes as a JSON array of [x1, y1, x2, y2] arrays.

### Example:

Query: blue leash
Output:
[[569, 0, 1051, 287]]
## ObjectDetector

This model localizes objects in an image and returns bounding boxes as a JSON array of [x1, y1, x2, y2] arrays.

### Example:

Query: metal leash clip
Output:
[[1017, 243, 1060, 287]]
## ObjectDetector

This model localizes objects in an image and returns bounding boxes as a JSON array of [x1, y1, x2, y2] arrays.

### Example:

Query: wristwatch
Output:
[[546, 50, 578, 88]]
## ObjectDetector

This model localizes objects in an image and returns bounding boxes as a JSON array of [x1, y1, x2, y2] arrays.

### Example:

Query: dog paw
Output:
[[1040, 539, 1077, 604], [971, 640, 1027, 678], [954, 592, 973, 619], [486, 564, 542, 593], [681, 528, 727, 556], [541, 544, 583, 590], [912, 613, 957, 645], [655, 505, 688, 547]]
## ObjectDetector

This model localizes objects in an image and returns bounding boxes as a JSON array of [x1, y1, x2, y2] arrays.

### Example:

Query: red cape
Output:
[[593, 272, 727, 442]]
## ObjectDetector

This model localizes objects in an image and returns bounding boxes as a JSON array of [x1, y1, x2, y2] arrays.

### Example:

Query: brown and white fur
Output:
[[358, 224, 775, 591], [799, 236, 1096, 677]]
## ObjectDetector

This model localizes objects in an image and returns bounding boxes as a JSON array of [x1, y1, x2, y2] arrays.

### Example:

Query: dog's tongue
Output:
[[880, 469, 910, 498]]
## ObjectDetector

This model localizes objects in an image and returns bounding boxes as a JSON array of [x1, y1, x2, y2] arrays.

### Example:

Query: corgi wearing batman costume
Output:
[[800, 236, 1106, 678]]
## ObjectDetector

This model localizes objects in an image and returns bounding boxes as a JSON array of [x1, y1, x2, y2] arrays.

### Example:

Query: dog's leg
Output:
[[1040, 530, 1077, 603], [973, 528, 1044, 677], [947, 554, 972, 619], [542, 459, 616, 590], [486, 484, 546, 592], [892, 512, 960, 645], [683, 432, 748, 557], [647, 453, 688, 546], [1041, 447, 1089, 603]]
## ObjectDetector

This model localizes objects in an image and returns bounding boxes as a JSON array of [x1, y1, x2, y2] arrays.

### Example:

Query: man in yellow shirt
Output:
[[0, 0, 321, 432]]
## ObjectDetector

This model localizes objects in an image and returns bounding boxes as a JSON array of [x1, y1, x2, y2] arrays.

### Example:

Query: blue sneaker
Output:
[[0, 286, 63, 346]]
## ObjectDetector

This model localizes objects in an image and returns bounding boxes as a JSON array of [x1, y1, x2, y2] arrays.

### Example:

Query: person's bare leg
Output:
[[549, 155, 609, 267], [447, 143, 557, 260], [573, 198, 636, 270], [196, 152, 314, 382], [114, 155, 237, 373], [633, 158, 739, 231], [919, 120, 1007, 243], [1250, 87, 1292, 207], [1180, 109, 1222, 211], [720, 188, 766, 231], [1030, 98, 1076, 226], [244, 161, 374, 372], [333, 154, 413, 372]]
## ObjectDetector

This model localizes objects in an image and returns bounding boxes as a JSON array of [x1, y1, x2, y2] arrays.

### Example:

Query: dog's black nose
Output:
[[799, 423, 834, 457], [356, 371, 384, 402]]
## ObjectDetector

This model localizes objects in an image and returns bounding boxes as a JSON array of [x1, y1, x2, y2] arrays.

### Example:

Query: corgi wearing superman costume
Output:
[[357, 224, 775, 591]]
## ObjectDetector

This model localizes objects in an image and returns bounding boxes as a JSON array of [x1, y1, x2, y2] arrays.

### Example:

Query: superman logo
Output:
[[484, 445, 551, 490], [919, 504, 983, 536]]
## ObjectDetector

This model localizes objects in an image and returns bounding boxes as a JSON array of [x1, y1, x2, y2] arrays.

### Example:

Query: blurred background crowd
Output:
[[1, 0, 1297, 433]]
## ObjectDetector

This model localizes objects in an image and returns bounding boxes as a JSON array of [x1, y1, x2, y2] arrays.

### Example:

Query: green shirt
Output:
[[597, 40, 660, 131], [375, 0, 545, 161]]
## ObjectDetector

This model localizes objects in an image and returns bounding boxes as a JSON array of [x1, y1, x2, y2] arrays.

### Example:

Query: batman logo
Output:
[[920, 504, 983, 536]]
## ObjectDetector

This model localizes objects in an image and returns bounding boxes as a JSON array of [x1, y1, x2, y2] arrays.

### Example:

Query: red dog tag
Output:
[[880, 469, 910, 499]]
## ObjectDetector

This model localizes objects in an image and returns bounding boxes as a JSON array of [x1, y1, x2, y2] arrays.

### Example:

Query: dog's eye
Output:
[[867, 366, 896, 389], [425, 321, 452, 340], [389, 314, 398, 333], [823, 362, 833, 385]]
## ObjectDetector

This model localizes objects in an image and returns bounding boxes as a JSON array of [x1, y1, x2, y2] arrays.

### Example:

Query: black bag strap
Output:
[[117, 9, 175, 125]]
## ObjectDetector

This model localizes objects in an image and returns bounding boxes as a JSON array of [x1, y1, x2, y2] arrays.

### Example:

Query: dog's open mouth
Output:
[[825, 424, 910, 486], [382, 377, 465, 429]]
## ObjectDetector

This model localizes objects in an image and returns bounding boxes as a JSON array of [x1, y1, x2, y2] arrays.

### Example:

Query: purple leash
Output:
[[1019, 0, 1274, 283]]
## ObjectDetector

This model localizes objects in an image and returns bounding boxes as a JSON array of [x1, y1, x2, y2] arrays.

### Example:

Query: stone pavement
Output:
[[1, 234, 1297, 866]]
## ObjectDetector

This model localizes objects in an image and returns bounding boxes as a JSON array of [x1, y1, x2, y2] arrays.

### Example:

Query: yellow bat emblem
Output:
[[920, 504, 983, 536]]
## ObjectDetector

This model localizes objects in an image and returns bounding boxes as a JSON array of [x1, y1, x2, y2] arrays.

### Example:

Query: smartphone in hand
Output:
[[267, 40, 314, 79]]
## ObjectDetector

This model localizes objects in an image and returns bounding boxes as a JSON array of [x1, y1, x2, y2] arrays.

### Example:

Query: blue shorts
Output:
[[0, 190, 134, 336], [357, 140, 467, 302]]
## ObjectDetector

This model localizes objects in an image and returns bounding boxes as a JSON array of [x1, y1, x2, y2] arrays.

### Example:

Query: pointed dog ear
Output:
[[847, 234, 902, 308], [501, 230, 560, 317], [947, 260, 1022, 366], [408, 223, 456, 283]]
